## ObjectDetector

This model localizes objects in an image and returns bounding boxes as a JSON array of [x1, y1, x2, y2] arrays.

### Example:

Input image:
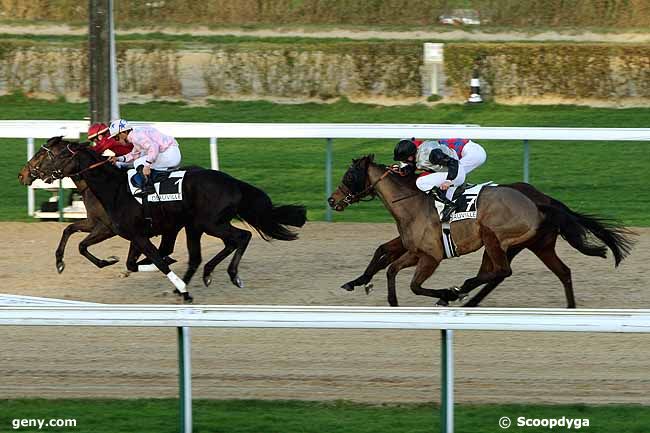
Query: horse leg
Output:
[[55, 220, 91, 273], [202, 224, 247, 287], [342, 236, 406, 293], [226, 229, 252, 288], [136, 230, 180, 268], [460, 247, 524, 307], [55, 219, 112, 273], [455, 227, 513, 300], [408, 255, 454, 306], [385, 251, 419, 307], [132, 236, 192, 302], [529, 234, 575, 308], [76, 226, 119, 270], [182, 227, 203, 285], [125, 242, 142, 273]]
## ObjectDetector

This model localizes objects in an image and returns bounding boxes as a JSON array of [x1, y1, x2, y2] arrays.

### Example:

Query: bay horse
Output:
[[20, 137, 307, 302], [19, 162, 179, 274], [328, 155, 634, 307]]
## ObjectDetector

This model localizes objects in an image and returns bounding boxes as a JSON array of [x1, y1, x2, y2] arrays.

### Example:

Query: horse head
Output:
[[18, 136, 66, 185], [26, 137, 94, 183], [328, 154, 377, 211]]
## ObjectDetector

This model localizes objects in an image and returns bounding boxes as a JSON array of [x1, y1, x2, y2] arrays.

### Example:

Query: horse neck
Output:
[[367, 164, 426, 222], [75, 154, 127, 213]]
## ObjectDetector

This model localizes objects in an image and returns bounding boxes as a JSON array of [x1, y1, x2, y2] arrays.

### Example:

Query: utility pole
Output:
[[89, 0, 119, 124]]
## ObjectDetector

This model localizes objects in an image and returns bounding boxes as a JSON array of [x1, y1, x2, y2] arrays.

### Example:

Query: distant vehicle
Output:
[[438, 9, 481, 26]]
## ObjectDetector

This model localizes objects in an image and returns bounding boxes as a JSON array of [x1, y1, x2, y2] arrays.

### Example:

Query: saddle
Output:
[[428, 184, 470, 223], [130, 167, 176, 193], [429, 182, 495, 223]]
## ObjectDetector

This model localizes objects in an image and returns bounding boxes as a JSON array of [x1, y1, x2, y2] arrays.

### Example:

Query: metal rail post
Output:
[[325, 138, 333, 222], [177, 326, 192, 433], [440, 329, 454, 433], [210, 137, 219, 170], [27, 138, 35, 216], [58, 182, 64, 222], [523, 139, 530, 183]]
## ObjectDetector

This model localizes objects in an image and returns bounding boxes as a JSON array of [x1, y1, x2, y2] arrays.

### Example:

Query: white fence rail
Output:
[[4, 121, 650, 220], [2, 304, 650, 433]]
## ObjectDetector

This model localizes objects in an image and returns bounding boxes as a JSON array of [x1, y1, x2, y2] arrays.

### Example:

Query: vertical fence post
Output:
[[325, 138, 333, 222], [523, 139, 530, 183], [210, 137, 219, 171], [58, 181, 64, 222], [440, 329, 454, 433], [178, 326, 192, 433], [27, 138, 35, 216]]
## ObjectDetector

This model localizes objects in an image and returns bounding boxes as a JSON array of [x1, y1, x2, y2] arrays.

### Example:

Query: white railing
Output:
[[2, 304, 650, 433], [3, 121, 650, 220]]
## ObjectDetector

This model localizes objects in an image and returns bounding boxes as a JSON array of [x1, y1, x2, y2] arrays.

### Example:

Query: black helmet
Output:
[[393, 138, 417, 161]]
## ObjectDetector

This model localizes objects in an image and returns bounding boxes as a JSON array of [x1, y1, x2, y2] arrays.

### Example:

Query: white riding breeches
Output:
[[415, 170, 465, 200], [414, 140, 487, 200], [459, 140, 487, 174], [134, 145, 181, 170]]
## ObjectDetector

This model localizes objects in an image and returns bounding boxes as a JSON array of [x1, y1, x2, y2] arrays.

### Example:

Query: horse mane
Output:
[[355, 154, 421, 191]]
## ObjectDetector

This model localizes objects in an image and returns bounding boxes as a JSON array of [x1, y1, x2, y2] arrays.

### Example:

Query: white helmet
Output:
[[108, 119, 132, 137]]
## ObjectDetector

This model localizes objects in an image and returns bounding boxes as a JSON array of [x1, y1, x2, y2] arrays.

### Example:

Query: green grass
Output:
[[0, 399, 648, 433], [3, 93, 650, 225]]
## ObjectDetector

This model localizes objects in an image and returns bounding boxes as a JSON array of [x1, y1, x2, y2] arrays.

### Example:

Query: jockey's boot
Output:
[[429, 187, 457, 222], [142, 175, 155, 194], [440, 203, 456, 223]]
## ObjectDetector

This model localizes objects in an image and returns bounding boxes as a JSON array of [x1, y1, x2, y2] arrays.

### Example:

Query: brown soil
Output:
[[1, 222, 649, 404]]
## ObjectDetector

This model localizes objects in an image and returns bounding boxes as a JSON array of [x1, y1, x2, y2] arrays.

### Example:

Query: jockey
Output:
[[393, 137, 486, 221], [108, 119, 182, 190], [87, 122, 133, 157]]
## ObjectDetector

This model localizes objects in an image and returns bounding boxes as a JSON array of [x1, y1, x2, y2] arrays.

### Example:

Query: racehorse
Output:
[[20, 137, 307, 302], [328, 155, 634, 307], [19, 162, 179, 274]]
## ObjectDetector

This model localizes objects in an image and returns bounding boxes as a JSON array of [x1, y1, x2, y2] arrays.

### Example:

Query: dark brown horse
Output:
[[19, 137, 307, 302], [329, 155, 634, 307], [19, 155, 179, 274]]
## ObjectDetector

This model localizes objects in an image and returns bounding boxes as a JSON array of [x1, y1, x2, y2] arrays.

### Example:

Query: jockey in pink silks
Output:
[[108, 119, 182, 179]]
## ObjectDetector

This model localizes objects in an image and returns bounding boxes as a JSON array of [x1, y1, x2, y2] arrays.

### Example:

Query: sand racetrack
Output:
[[1, 222, 649, 404]]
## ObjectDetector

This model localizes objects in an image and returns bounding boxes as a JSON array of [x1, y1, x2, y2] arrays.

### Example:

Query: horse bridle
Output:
[[332, 166, 393, 209], [36, 143, 109, 181]]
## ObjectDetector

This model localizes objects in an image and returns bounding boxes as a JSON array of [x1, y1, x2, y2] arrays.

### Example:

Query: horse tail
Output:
[[236, 181, 307, 241], [538, 203, 635, 267]]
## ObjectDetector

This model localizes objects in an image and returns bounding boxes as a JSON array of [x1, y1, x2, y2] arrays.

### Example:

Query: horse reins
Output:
[[47, 143, 111, 179], [337, 168, 392, 206]]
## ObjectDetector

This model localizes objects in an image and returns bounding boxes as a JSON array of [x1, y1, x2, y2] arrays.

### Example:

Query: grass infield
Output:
[[1, 399, 649, 433], [2, 93, 649, 225]]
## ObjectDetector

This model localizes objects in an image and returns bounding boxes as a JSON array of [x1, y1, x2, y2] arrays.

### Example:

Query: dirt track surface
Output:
[[1, 222, 649, 404]]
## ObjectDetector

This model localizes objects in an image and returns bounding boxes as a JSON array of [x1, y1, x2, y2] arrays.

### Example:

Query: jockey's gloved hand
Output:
[[399, 162, 415, 176]]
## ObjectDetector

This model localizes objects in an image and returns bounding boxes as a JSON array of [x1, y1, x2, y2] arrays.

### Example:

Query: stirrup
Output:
[[440, 204, 456, 223]]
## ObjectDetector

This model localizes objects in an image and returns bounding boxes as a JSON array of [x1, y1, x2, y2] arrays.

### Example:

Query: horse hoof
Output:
[[364, 282, 374, 295], [56, 260, 65, 274], [203, 275, 212, 287], [436, 299, 450, 307], [341, 283, 355, 292], [182, 292, 193, 303], [231, 276, 244, 288]]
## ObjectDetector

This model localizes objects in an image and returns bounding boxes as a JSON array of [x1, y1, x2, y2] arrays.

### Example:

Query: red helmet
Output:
[[88, 123, 109, 141]]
